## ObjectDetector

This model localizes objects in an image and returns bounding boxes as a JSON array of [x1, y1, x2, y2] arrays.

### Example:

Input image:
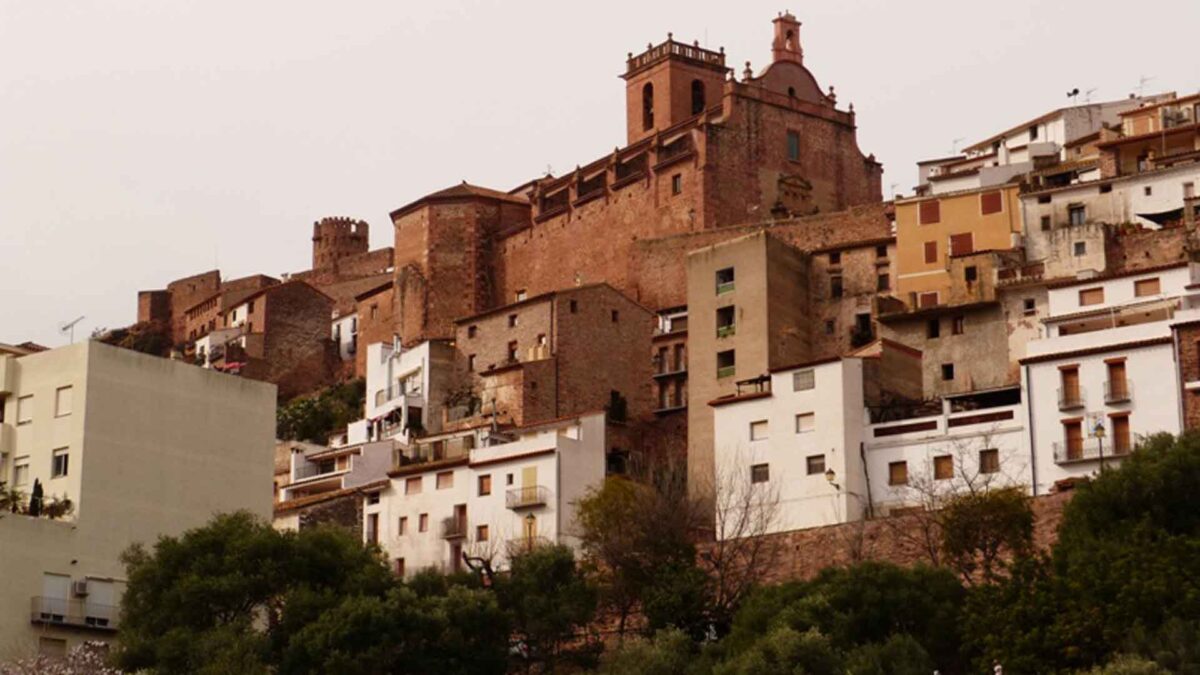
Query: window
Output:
[[941, 363, 955, 381], [750, 463, 770, 484], [1063, 419, 1084, 460], [478, 474, 492, 496], [918, 292, 939, 308], [1144, 186, 1153, 196], [405, 477, 422, 495], [749, 420, 769, 441], [949, 232, 974, 257], [825, 320, 835, 335], [876, 244, 888, 258], [508, 314, 518, 327], [569, 300, 578, 313], [1107, 359, 1129, 400], [671, 173, 682, 195], [927, 319, 940, 339], [367, 514, 378, 544], [13, 457, 29, 487], [1029, 124, 1039, 141], [830, 276, 843, 298], [1186, 182, 1196, 199], [642, 82, 654, 130], [1100, 183, 1113, 194], [924, 241, 937, 264], [1134, 277, 1161, 297], [247, 300, 255, 314], [507, 341, 518, 362], [48, 449, 68, 482], [919, 200, 940, 224], [506, 473, 514, 486], [515, 289, 527, 302], [370, 304, 379, 320], [691, 79, 705, 115], [786, 130, 801, 161], [17, 395, 32, 425], [1041, 215, 1051, 231], [792, 368, 815, 391], [1073, 241, 1087, 257], [537, 333, 547, 347], [888, 461, 908, 486], [611, 310, 619, 323], [795, 413, 815, 433], [715, 267, 735, 294], [933, 455, 953, 480], [367, 492, 380, 505], [436, 471, 453, 490], [952, 315, 965, 335], [1078, 287, 1104, 306], [806, 454, 825, 475], [1038, 194, 1051, 204], [980, 190, 1003, 215], [1111, 414, 1132, 454], [467, 354, 476, 371], [717, 350, 736, 379], [979, 449, 1000, 474], [716, 306, 736, 337], [964, 266, 978, 283], [1023, 298, 1037, 315], [829, 251, 841, 265], [54, 386, 72, 417], [395, 558, 406, 576], [398, 516, 408, 535], [476, 524, 490, 542], [418, 513, 428, 533], [1068, 205, 1086, 225], [877, 273, 890, 291]]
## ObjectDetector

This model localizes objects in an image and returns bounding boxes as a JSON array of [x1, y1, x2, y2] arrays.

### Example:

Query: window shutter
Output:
[[949, 233, 974, 257], [980, 191, 1003, 215], [919, 200, 941, 224]]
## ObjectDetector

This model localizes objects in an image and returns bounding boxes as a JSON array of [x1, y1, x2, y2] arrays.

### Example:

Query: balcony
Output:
[[1057, 387, 1086, 411], [441, 516, 467, 539], [375, 383, 423, 408], [1105, 380, 1133, 404], [1053, 438, 1133, 465], [292, 460, 345, 482], [506, 485, 549, 510], [30, 597, 119, 632], [716, 324, 736, 339]]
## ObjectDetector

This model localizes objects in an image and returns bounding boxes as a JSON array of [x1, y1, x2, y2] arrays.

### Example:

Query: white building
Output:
[[1021, 262, 1195, 494], [710, 350, 1029, 536], [365, 411, 608, 576], [332, 312, 358, 362]]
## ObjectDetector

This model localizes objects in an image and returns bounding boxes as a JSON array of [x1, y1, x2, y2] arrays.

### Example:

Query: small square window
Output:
[[888, 461, 908, 486], [980, 448, 1000, 474], [515, 289, 527, 302], [806, 454, 826, 475], [611, 310, 619, 323], [1038, 194, 1052, 204], [508, 314, 519, 327], [1073, 241, 1087, 257], [1144, 186, 1153, 196], [1023, 298, 1036, 315], [507, 341, 519, 362], [671, 173, 682, 195], [478, 474, 492, 496], [795, 413, 815, 433], [476, 525, 490, 541], [54, 386, 72, 418], [875, 244, 888, 258], [17, 395, 33, 425], [717, 350, 736, 378], [569, 300, 578, 313], [51, 448, 69, 479], [941, 363, 955, 381], [952, 315, 965, 335], [506, 473, 514, 486], [1069, 205, 1086, 226], [830, 276, 843, 298], [1100, 183, 1113, 194], [829, 251, 841, 265], [792, 368, 815, 391], [367, 492, 380, 505], [927, 319, 940, 339], [750, 463, 770, 484], [436, 471, 453, 490], [749, 420, 769, 441], [934, 455, 953, 480], [877, 274, 890, 291], [964, 266, 978, 283], [1041, 215, 1051, 231], [716, 267, 735, 294], [405, 477, 422, 495]]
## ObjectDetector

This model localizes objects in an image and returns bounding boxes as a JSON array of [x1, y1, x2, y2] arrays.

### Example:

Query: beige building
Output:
[[0, 341, 275, 660]]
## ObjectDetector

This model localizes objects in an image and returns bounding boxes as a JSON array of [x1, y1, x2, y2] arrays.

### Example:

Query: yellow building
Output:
[[0, 341, 275, 660], [894, 184, 1023, 307]]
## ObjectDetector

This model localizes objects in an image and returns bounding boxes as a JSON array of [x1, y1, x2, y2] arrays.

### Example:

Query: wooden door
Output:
[[1065, 422, 1084, 460], [1062, 368, 1080, 402]]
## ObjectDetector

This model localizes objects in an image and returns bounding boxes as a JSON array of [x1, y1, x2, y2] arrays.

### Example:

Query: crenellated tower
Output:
[[312, 217, 370, 270]]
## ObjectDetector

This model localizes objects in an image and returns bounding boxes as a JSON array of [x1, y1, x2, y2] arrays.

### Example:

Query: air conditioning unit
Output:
[[72, 580, 89, 597]]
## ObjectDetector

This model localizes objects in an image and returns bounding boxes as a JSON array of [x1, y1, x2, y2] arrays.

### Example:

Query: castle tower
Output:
[[622, 33, 731, 145], [771, 11, 803, 64], [312, 217, 369, 270]]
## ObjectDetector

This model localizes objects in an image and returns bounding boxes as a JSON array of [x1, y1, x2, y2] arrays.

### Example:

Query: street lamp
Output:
[[824, 467, 839, 491], [1093, 419, 1107, 473]]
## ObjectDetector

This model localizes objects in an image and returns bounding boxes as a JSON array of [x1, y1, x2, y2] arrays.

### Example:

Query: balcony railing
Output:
[[441, 516, 467, 539], [717, 365, 736, 379], [375, 383, 422, 408], [30, 597, 119, 631], [716, 281, 735, 295], [506, 485, 550, 510], [1105, 380, 1133, 404], [716, 324, 736, 339], [1057, 387, 1086, 411], [1053, 438, 1133, 464]]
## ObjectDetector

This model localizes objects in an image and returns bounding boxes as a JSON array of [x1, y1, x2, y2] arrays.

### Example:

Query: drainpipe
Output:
[[1024, 363, 1039, 496], [1173, 327, 1185, 432], [858, 441, 875, 519]]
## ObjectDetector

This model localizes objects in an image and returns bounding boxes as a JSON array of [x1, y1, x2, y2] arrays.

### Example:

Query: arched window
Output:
[[691, 79, 705, 115], [642, 83, 655, 130], [785, 29, 796, 50]]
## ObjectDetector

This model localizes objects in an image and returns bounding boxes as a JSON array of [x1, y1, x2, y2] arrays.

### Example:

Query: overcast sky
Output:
[[3, 0, 1198, 347]]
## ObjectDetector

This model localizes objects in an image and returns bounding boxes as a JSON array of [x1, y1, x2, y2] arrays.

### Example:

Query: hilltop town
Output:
[[3, 10, 1200, 672]]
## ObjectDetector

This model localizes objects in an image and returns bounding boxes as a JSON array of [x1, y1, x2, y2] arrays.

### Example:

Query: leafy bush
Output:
[[276, 379, 365, 443]]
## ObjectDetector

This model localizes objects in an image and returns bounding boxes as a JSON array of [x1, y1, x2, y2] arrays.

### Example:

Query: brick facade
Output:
[[1175, 322, 1200, 430]]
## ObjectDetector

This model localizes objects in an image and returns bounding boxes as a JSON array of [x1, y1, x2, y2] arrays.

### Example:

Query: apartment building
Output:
[[272, 439, 392, 534], [365, 412, 608, 575], [0, 341, 274, 658], [1020, 263, 1194, 494], [1099, 93, 1200, 178], [345, 340, 459, 445]]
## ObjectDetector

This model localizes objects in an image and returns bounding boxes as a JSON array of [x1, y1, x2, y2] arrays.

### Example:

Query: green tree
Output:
[[495, 543, 599, 672], [276, 379, 365, 443], [113, 512, 392, 674], [713, 627, 843, 675], [843, 634, 935, 675], [597, 628, 709, 675], [939, 486, 1033, 584]]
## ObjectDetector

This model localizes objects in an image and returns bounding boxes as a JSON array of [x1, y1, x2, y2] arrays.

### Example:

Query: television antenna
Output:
[[59, 316, 85, 344], [1084, 88, 1097, 103], [950, 137, 965, 155], [1136, 75, 1155, 97]]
